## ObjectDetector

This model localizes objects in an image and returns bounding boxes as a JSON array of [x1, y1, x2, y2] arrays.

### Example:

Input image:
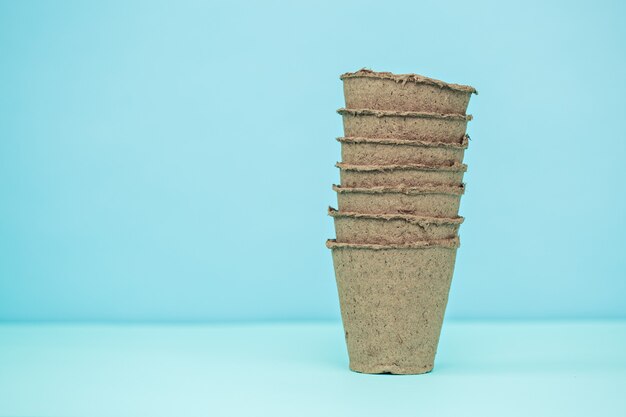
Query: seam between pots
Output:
[[335, 162, 467, 172], [336, 136, 470, 149], [327, 207, 464, 225], [332, 184, 466, 196], [326, 237, 460, 250], [337, 108, 473, 121]]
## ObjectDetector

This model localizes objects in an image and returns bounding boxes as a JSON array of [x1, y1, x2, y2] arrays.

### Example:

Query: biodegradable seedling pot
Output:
[[341, 69, 477, 114], [327, 237, 460, 374], [337, 161, 466, 188], [338, 108, 471, 143], [338, 136, 469, 165], [333, 184, 465, 217], [328, 207, 463, 244]]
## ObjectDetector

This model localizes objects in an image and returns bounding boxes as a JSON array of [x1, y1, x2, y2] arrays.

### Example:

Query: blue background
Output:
[[1, 0, 625, 322]]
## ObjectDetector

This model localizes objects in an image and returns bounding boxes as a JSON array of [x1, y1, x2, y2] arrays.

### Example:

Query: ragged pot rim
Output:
[[337, 108, 473, 121], [336, 135, 470, 149], [335, 161, 467, 172], [332, 183, 465, 196], [326, 236, 460, 250], [340, 68, 477, 95], [328, 207, 464, 225]]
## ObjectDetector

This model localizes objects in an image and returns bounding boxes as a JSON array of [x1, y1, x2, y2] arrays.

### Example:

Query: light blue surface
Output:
[[1, 321, 625, 416], [1, 0, 626, 321]]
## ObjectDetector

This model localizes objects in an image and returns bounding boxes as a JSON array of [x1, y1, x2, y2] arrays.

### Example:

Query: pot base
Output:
[[350, 362, 434, 375]]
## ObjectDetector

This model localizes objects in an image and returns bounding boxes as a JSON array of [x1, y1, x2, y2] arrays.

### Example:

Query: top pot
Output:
[[341, 69, 477, 115]]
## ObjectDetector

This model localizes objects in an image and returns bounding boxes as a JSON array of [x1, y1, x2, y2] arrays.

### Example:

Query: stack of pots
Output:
[[327, 69, 476, 374]]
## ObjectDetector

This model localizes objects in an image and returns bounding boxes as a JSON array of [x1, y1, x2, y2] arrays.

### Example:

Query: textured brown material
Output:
[[337, 161, 466, 187], [341, 69, 477, 94], [338, 136, 469, 165], [327, 237, 460, 374], [341, 69, 476, 114], [333, 184, 464, 217], [329, 207, 463, 243], [338, 108, 471, 143]]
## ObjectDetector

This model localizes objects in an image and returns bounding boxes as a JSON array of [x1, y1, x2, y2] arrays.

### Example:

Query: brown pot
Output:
[[333, 184, 465, 218], [337, 161, 466, 188], [338, 108, 471, 143], [327, 237, 460, 374], [341, 69, 476, 114], [329, 207, 463, 244], [338, 136, 469, 166]]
